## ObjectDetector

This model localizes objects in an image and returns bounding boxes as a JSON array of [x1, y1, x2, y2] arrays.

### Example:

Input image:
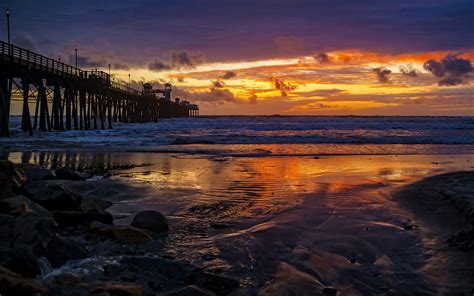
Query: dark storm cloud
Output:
[[423, 53, 473, 86], [212, 80, 225, 88], [69, 55, 106, 68], [315, 52, 330, 63], [399, 64, 418, 77], [4, 0, 472, 65], [171, 51, 204, 69], [173, 86, 237, 105], [148, 51, 203, 72], [113, 63, 130, 70], [248, 95, 257, 104], [148, 60, 172, 72], [372, 67, 392, 83], [221, 71, 237, 79], [271, 77, 298, 96]]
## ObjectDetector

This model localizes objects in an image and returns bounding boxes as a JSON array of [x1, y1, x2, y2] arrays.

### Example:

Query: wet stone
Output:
[[131, 210, 169, 233], [44, 237, 88, 268], [322, 287, 338, 295], [0, 267, 45, 296], [3, 247, 41, 278], [0, 160, 14, 199], [89, 282, 143, 296], [160, 285, 213, 296], [55, 167, 90, 181], [53, 210, 113, 227], [0, 194, 52, 217]]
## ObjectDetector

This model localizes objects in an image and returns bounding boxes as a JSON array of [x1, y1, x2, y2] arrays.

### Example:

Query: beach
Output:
[[0, 150, 473, 295], [0, 116, 473, 295]]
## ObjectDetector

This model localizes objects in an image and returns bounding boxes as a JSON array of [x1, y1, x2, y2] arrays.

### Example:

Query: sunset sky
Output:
[[3, 0, 473, 115]]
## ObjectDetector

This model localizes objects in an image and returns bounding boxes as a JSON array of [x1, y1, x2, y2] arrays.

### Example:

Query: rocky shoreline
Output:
[[0, 160, 239, 296]]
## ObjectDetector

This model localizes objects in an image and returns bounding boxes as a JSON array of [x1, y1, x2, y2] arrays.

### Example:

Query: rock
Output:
[[0, 267, 45, 296], [192, 271, 239, 295], [12, 167, 28, 190], [121, 256, 196, 283], [44, 285, 89, 296], [0, 194, 52, 217], [111, 226, 153, 243], [90, 221, 114, 234], [322, 287, 338, 295], [3, 247, 41, 278], [47, 272, 82, 286], [0, 160, 14, 199], [21, 165, 56, 181], [55, 167, 89, 181], [81, 196, 113, 212], [44, 237, 88, 268], [0, 214, 15, 246], [160, 285, 213, 296], [27, 184, 83, 211], [12, 212, 57, 249], [131, 210, 168, 233], [90, 222, 152, 243], [210, 223, 230, 229], [89, 221, 119, 235], [53, 210, 113, 227], [89, 282, 143, 296]]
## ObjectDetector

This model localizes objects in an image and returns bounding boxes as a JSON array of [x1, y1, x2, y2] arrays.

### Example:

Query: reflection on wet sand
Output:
[[5, 151, 474, 294]]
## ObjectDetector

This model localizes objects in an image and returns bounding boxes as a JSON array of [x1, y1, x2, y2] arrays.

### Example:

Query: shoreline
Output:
[[0, 155, 473, 295], [393, 171, 474, 293]]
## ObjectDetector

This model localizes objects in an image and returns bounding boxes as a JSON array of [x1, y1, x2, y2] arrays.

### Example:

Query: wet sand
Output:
[[4, 152, 474, 295]]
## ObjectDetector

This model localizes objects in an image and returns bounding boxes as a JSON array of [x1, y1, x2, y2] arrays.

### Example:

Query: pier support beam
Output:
[[0, 76, 10, 137], [21, 80, 33, 135]]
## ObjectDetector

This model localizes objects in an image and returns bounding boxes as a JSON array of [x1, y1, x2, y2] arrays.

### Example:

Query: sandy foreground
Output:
[[0, 152, 473, 295]]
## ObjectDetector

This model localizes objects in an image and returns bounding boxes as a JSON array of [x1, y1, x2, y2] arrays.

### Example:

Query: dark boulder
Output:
[[44, 237, 88, 268], [130, 210, 168, 233], [46, 272, 81, 286], [0, 214, 15, 246], [27, 184, 82, 212], [43, 285, 89, 296], [0, 195, 52, 217], [160, 285, 213, 295], [322, 287, 338, 295], [89, 222, 152, 243], [0, 267, 45, 296], [111, 226, 153, 243], [21, 165, 55, 181], [12, 212, 57, 249], [89, 282, 143, 295], [12, 167, 28, 191], [81, 196, 113, 212], [191, 271, 239, 295], [53, 210, 113, 227], [0, 160, 13, 199], [3, 247, 41, 278], [55, 167, 90, 181]]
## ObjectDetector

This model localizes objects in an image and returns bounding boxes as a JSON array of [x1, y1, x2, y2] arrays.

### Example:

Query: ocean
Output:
[[2, 116, 474, 155], [2, 116, 474, 294]]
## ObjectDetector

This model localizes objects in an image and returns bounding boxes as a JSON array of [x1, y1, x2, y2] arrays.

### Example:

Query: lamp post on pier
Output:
[[5, 9, 10, 44], [128, 74, 131, 87], [74, 46, 78, 68]]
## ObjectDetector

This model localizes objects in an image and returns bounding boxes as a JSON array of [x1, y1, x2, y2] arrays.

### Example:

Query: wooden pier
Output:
[[0, 41, 199, 137]]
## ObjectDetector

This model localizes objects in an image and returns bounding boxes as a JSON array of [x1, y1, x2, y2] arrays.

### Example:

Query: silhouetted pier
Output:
[[0, 41, 199, 137]]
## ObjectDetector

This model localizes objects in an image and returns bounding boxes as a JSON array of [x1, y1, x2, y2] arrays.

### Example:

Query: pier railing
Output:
[[0, 41, 140, 96], [0, 41, 81, 77]]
